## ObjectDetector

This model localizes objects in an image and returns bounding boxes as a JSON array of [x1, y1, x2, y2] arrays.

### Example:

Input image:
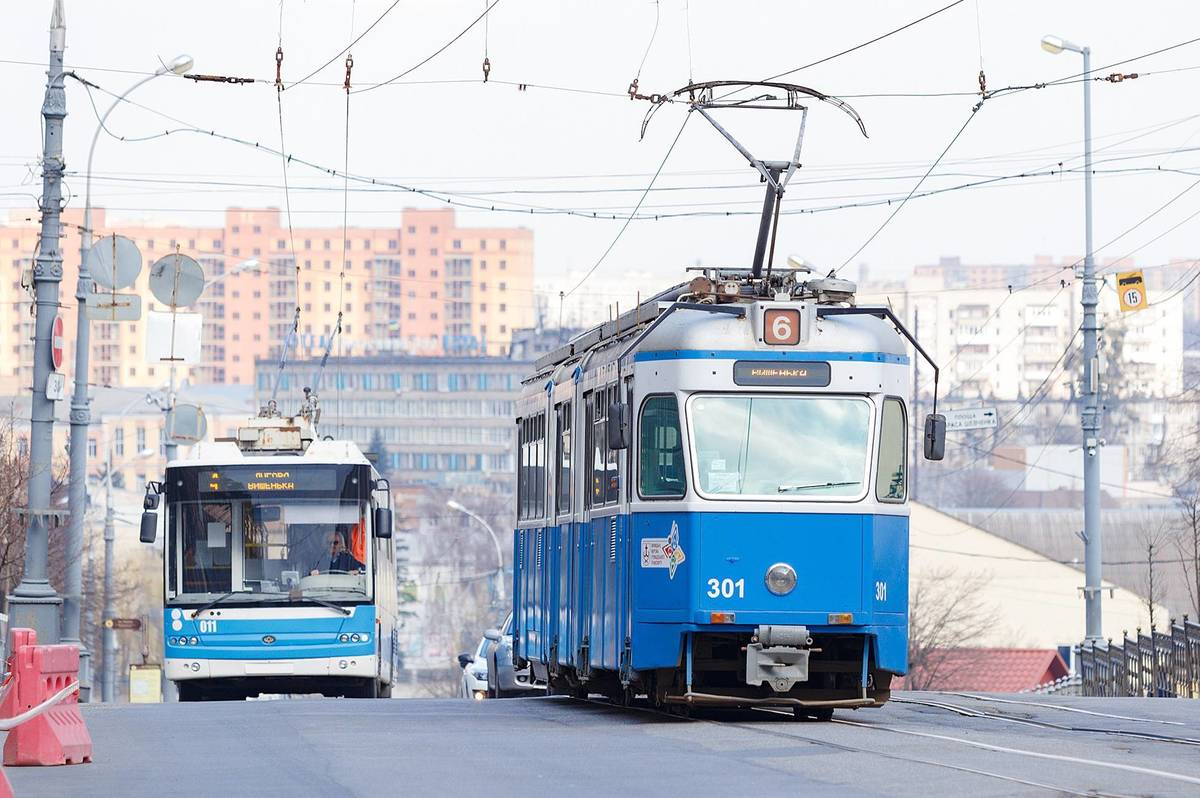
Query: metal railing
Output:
[[1077, 617, 1200, 698]]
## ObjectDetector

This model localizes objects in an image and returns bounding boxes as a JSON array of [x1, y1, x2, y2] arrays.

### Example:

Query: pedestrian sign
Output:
[[1117, 270, 1147, 312]]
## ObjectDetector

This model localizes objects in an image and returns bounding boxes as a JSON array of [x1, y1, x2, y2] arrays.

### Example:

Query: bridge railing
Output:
[[1076, 617, 1200, 698]]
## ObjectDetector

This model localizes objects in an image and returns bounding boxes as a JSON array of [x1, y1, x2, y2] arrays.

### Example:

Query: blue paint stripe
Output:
[[633, 349, 910, 365]]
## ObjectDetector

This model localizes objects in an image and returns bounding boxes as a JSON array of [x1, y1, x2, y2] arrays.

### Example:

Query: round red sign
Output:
[[51, 314, 64, 371]]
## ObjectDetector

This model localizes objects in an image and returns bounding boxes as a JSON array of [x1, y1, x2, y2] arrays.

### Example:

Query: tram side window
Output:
[[586, 386, 620, 508], [518, 413, 547, 520], [876, 398, 907, 503], [640, 395, 685, 498], [555, 402, 571, 515]]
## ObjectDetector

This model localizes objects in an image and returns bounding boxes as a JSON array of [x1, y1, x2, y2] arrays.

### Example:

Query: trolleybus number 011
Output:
[[706, 577, 745, 599]]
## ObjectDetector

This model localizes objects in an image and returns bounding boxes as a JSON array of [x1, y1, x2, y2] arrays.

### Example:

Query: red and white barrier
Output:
[[0, 627, 93, 770]]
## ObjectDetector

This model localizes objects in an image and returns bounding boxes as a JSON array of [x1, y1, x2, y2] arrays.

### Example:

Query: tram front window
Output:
[[171, 498, 371, 604], [689, 395, 871, 499]]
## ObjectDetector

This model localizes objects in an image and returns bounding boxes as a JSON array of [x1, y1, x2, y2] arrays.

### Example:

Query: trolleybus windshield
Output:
[[164, 464, 373, 605], [689, 395, 872, 500]]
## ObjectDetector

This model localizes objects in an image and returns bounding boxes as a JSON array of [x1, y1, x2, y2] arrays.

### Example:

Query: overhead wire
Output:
[[287, 0, 402, 89], [352, 0, 503, 95], [269, 10, 303, 409], [562, 111, 692, 298]]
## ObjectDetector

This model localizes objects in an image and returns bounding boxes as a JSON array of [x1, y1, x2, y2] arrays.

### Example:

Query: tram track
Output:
[[748, 707, 1200, 792], [576, 697, 1154, 797], [890, 695, 1200, 747]]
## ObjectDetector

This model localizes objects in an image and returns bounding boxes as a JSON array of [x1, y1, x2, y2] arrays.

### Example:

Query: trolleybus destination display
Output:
[[198, 466, 339, 493]]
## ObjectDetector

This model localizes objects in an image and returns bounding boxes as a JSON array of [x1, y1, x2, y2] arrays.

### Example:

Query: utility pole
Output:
[[102, 444, 116, 703], [1042, 34, 1103, 643], [1079, 43, 1104, 645], [8, 0, 68, 641]]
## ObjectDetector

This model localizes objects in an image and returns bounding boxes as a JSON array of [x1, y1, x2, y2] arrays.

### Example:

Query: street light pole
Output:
[[446, 500, 505, 603], [1043, 34, 1103, 643], [66, 53, 193, 698], [8, 0, 69, 641]]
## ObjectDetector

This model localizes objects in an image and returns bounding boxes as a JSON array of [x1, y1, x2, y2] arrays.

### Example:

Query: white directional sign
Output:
[[943, 407, 998, 432], [86, 293, 142, 322]]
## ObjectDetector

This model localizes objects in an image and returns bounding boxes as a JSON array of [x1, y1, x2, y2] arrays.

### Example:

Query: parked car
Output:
[[457, 634, 492, 700], [485, 612, 545, 698]]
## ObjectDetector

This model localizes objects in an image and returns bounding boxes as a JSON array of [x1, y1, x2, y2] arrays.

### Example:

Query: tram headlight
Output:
[[765, 563, 798, 596]]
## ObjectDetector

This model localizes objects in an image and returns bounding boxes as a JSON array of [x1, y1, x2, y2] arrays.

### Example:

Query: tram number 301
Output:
[[706, 577, 745, 599]]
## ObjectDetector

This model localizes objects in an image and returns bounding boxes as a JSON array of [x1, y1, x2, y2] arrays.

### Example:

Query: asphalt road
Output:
[[6, 692, 1200, 797]]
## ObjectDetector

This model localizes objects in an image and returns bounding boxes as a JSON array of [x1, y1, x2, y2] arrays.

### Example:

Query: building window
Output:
[[114, 428, 125, 457], [500, 260, 507, 270], [452, 239, 461, 249], [499, 240, 507, 251], [253, 225, 262, 234], [407, 226, 416, 234], [429, 248, 438, 257], [231, 226, 240, 234], [407, 249, 416, 257], [304, 239, 312, 249], [136, 426, 146, 452], [388, 239, 398, 249], [480, 239, 487, 250], [277, 239, 286, 249]]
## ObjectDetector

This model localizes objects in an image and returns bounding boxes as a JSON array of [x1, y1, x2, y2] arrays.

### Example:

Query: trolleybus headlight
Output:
[[169, 637, 178, 645], [190, 662, 200, 672], [350, 633, 361, 643], [189, 636, 199, 645], [177, 637, 187, 646], [339, 633, 350, 643], [765, 563, 797, 596]]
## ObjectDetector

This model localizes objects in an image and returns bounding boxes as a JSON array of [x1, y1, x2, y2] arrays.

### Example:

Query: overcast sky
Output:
[[3, 1, 1200, 316]]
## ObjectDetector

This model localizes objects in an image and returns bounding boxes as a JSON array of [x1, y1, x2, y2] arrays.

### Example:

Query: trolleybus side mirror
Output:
[[923, 413, 946, 461], [607, 402, 631, 450], [140, 511, 158, 543], [374, 506, 393, 539]]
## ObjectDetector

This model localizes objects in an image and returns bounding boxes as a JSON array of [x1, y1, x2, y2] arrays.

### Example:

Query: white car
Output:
[[457, 634, 492, 700]]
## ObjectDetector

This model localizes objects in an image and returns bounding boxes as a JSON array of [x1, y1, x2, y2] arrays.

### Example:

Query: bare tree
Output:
[[1137, 517, 1173, 632], [906, 567, 998, 690]]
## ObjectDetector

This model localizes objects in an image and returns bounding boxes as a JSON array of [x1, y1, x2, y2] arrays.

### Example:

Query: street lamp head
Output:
[[446, 499, 465, 512], [1041, 35, 1083, 55], [1040, 35, 1065, 54], [159, 54, 194, 76]]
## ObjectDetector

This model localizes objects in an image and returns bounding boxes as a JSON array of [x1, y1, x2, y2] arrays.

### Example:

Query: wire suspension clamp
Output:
[[482, 56, 491, 82], [344, 54, 354, 93], [275, 46, 284, 92]]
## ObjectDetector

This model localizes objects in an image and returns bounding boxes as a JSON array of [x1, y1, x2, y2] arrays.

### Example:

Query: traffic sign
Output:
[[943, 407, 998, 432], [50, 313, 64, 370], [105, 618, 142, 630], [87, 234, 142, 290], [149, 253, 205, 308], [86, 292, 142, 322], [1117, 270, 1148, 312], [45, 372, 66, 401]]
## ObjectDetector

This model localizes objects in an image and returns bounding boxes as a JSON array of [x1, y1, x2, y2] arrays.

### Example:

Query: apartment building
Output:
[[860, 256, 1188, 402], [0, 207, 535, 393]]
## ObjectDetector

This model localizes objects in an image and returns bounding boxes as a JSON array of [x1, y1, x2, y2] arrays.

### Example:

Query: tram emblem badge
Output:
[[641, 521, 686, 580]]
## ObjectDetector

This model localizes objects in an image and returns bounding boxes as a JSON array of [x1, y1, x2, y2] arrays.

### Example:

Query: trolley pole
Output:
[[1078, 45, 1104, 644], [8, 0, 68, 641]]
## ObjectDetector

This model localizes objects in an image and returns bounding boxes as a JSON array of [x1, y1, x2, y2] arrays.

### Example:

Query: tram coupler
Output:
[[746, 625, 815, 693]]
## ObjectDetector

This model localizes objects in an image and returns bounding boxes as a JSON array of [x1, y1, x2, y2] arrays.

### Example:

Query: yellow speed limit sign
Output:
[[1117, 270, 1148, 312]]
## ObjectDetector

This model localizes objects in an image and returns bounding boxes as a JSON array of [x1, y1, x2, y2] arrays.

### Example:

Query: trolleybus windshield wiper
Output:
[[190, 589, 251, 619], [777, 481, 860, 493], [263, 590, 354, 616]]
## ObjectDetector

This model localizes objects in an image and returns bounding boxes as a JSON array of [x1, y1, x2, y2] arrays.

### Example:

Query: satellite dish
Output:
[[149, 253, 206, 308], [166, 403, 207, 444], [86, 234, 142, 290]]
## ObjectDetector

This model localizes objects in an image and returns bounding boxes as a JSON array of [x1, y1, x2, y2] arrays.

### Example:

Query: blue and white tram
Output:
[[512, 270, 944, 714], [140, 414, 399, 700]]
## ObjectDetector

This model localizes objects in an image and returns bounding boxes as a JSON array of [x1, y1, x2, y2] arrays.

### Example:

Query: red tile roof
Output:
[[896, 648, 1069, 693]]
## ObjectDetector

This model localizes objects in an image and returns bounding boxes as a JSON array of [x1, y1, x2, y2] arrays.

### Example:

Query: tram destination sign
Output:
[[732, 360, 831, 387], [199, 466, 337, 494]]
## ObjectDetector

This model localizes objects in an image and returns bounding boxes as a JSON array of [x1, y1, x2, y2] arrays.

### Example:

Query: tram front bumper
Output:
[[166, 654, 376, 681]]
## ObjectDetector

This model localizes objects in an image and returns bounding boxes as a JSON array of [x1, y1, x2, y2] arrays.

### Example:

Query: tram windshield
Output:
[[165, 464, 373, 604], [689, 395, 872, 499]]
